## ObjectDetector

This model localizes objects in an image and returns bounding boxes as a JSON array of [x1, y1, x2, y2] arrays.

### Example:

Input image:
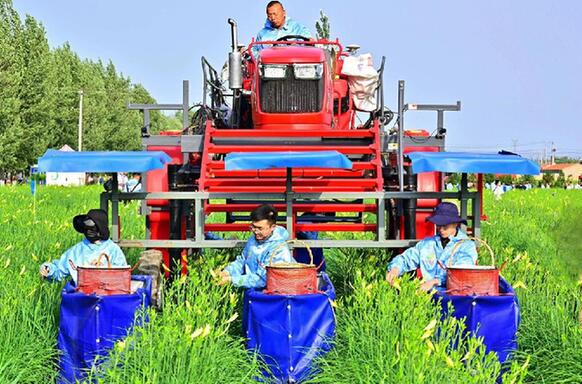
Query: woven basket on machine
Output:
[[441, 237, 503, 296], [264, 240, 318, 295], [69, 253, 138, 296]]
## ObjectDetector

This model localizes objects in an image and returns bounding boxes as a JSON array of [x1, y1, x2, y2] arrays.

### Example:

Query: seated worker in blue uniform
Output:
[[386, 202, 477, 292], [252, 1, 312, 57], [39, 209, 127, 283], [218, 204, 294, 289]]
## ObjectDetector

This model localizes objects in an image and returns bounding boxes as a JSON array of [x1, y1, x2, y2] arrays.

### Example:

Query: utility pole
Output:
[[551, 141, 556, 165], [512, 139, 518, 153], [78, 90, 84, 151]]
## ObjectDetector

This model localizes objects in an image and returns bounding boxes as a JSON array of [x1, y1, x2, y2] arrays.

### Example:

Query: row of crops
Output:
[[0, 186, 580, 383]]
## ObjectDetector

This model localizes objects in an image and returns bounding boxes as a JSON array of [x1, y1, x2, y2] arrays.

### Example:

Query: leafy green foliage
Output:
[[0, 185, 580, 383], [315, 10, 330, 40], [483, 189, 582, 383], [0, 0, 179, 173], [306, 273, 511, 384]]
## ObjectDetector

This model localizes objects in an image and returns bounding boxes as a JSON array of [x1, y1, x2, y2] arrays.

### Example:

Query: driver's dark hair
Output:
[[251, 204, 277, 225], [266, 1, 283, 10]]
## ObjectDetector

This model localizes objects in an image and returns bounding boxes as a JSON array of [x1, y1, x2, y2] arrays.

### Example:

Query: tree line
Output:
[[0, 0, 179, 174]]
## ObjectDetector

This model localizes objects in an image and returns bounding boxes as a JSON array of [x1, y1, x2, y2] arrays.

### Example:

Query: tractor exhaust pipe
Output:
[[228, 18, 239, 51], [228, 18, 242, 90]]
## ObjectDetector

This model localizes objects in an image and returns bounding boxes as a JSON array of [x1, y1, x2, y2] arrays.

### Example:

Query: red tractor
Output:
[[124, 19, 464, 274]]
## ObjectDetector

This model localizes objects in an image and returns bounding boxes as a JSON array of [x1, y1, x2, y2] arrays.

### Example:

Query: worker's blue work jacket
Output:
[[387, 230, 477, 286], [42, 239, 127, 283], [224, 226, 293, 289], [253, 18, 312, 56]]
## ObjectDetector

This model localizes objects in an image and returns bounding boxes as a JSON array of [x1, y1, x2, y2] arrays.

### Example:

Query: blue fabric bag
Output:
[[435, 276, 520, 364], [57, 275, 151, 384], [243, 273, 336, 383]]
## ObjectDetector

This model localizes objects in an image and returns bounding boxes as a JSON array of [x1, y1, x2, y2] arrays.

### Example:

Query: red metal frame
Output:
[[204, 203, 377, 213], [205, 223, 376, 232], [199, 125, 384, 194], [198, 118, 384, 234]]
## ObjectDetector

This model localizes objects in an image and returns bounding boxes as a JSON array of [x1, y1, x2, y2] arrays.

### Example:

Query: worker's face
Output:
[[83, 218, 102, 243], [437, 223, 458, 239], [267, 4, 286, 29], [250, 219, 276, 241]]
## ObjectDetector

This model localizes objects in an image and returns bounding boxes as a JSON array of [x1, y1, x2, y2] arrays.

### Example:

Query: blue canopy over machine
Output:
[[407, 151, 540, 175], [37, 149, 172, 173], [225, 150, 353, 171]]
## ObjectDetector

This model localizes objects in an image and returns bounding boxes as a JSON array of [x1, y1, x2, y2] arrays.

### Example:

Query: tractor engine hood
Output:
[[259, 46, 325, 64]]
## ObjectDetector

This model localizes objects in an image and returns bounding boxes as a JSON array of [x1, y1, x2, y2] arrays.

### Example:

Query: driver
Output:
[[253, 1, 312, 56]]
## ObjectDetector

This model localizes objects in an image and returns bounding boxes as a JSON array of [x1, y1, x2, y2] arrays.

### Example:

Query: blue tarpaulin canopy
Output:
[[408, 151, 540, 175], [37, 149, 172, 173], [225, 151, 352, 170]]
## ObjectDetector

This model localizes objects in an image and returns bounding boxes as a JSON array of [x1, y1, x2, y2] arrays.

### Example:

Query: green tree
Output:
[[0, 0, 181, 172], [541, 172, 554, 186], [19, 15, 53, 165], [49, 44, 84, 150], [483, 173, 496, 184], [518, 174, 535, 185], [447, 173, 460, 186], [498, 174, 514, 185], [554, 173, 566, 188], [315, 10, 330, 40], [554, 156, 579, 164], [0, 0, 25, 171]]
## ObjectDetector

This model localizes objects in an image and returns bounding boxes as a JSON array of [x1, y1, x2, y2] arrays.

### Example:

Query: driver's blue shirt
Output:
[[253, 17, 312, 56]]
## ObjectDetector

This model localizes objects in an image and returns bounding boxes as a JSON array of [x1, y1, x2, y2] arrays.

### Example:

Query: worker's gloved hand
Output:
[[419, 278, 439, 292], [385, 267, 400, 285], [39, 264, 50, 278]]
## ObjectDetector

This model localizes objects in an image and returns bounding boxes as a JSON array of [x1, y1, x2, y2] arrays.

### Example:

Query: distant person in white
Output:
[[493, 180, 504, 200]]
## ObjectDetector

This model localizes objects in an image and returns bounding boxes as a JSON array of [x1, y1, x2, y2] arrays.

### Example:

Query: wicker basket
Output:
[[264, 240, 318, 295], [69, 253, 134, 296], [443, 237, 501, 296]]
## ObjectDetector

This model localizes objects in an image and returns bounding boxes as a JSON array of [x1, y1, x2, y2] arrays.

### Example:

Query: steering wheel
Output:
[[276, 35, 311, 42]]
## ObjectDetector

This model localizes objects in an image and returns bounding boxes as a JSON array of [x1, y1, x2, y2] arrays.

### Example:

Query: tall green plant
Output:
[[315, 10, 330, 40]]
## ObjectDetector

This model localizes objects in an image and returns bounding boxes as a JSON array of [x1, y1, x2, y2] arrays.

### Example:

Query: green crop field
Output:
[[0, 186, 580, 383]]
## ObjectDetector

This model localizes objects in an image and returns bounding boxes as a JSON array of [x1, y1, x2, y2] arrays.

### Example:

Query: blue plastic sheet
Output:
[[408, 151, 540, 175], [57, 275, 151, 384], [38, 150, 172, 173], [434, 277, 520, 364], [243, 273, 336, 383], [225, 151, 352, 170]]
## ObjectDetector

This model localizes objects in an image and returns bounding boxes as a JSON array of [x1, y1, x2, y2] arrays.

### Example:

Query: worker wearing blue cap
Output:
[[40, 209, 127, 283], [386, 202, 477, 292]]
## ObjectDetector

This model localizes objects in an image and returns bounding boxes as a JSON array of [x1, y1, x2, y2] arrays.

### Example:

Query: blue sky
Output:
[[12, 0, 582, 160]]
